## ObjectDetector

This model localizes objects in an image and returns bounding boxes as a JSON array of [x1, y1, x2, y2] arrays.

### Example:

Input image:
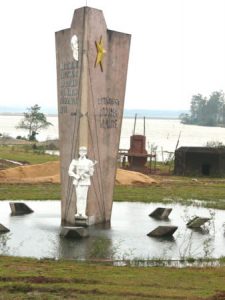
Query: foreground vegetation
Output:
[[0, 256, 224, 300]]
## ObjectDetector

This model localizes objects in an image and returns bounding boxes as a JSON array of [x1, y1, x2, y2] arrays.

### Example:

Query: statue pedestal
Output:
[[75, 215, 88, 227], [74, 215, 96, 227]]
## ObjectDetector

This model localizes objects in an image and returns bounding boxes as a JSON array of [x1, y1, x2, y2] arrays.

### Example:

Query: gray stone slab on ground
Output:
[[9, 202, 33, 216], [149, 207, 172, 219], [0, 223, 10, 233], [147, 226, 178, 237], [60, 226, 89, 238], [186, 216, 210, 228]]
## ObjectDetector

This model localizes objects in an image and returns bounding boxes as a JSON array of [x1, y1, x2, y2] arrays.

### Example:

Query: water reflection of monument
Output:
[[55, 7, 131, 226], [58, 223, 112, 260]]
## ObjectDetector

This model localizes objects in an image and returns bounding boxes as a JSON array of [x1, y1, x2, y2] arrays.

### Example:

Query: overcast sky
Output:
[[0, 0, 225, 112]]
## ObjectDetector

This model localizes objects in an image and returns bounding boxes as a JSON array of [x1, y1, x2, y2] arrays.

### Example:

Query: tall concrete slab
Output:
[[55, 7, 131, 226]]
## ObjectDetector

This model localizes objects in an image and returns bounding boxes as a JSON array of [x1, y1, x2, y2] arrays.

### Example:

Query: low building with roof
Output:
[[174, 146, 225, 177]]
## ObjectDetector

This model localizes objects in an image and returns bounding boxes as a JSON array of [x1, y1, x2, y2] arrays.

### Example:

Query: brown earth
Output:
[[0, 161, 158, 185]]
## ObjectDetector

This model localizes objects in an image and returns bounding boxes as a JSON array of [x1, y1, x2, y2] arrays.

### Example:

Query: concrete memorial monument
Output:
[[55, 7, 131, 226]]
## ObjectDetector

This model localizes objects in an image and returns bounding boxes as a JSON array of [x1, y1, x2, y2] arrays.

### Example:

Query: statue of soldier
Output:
[[68, 146, 96, 218]]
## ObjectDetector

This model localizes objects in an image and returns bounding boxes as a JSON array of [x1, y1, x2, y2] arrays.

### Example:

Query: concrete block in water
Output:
[[60, 226, 89, 238], [149, 207, 172, 219], [0, 223, 10, 233], [9, 202, 33, 216], [186, 216, 210, 228], [147, 226, 178, 237]]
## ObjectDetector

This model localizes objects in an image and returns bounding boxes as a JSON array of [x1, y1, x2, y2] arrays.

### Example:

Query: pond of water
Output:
[[0, 201, 225, 260]]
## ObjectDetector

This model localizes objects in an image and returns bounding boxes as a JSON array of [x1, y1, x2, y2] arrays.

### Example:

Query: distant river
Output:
[[1, 115, 225, 158]]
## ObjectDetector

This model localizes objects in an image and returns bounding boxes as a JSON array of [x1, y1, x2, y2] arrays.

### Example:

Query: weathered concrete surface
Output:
[[60, 226, 89, 238], [147, 226, 178, 237], [9, 202, 33, 216], [56, 7, 131, 226], [0, 223, 10, 233], [186, 216, 210, 228], [149, 207, 172, 219]]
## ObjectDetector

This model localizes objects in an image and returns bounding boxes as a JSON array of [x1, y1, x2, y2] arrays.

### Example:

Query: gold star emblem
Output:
[[95, 36, 106, 72]]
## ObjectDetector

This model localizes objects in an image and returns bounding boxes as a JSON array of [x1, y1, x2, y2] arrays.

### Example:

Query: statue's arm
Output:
[[68, 160, 79, 179], [88, 160, 96, 176], [89, 165, 94, 176]]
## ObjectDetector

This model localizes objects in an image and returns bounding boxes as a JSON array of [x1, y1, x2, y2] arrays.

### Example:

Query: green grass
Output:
[[114, 178, 225, 209], [0, 256, 224, 299], [0, 183, 61, 200], [1, 181, 225, 209], [0, 145, 58, 165], [114, 181, 225, 207]]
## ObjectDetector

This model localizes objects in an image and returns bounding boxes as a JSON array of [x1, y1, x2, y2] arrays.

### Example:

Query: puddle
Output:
[[0, 201, 225, 260]]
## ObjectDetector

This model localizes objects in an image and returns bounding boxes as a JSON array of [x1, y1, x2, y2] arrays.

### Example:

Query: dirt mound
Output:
[[0, 161, 157, 185], [116, 168, 157, 185], [0, 161, 60, 183]]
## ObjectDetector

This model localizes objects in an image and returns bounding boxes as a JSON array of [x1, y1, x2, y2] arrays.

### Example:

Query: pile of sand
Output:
[[0, 161, 60, 183], [116, 168, 157, 185], [0, 161, 157, 185]]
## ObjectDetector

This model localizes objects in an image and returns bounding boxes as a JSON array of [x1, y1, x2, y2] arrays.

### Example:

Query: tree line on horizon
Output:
[[179, 91, 225, 127]]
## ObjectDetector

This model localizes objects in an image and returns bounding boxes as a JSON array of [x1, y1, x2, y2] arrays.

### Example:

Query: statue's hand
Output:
[[74, 174, 80, 180]]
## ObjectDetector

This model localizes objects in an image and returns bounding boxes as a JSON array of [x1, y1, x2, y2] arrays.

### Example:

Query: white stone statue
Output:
[[68, 146, 96, 218], [71, 35, 79, 61]]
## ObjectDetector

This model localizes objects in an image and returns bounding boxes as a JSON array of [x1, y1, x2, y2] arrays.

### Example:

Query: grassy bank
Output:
[[0, 256, 224, 300], [0, 183, 61, 200], [1, 180, 225, 209], [0, 145, 58, 165], [115, 178, 225, 209]]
